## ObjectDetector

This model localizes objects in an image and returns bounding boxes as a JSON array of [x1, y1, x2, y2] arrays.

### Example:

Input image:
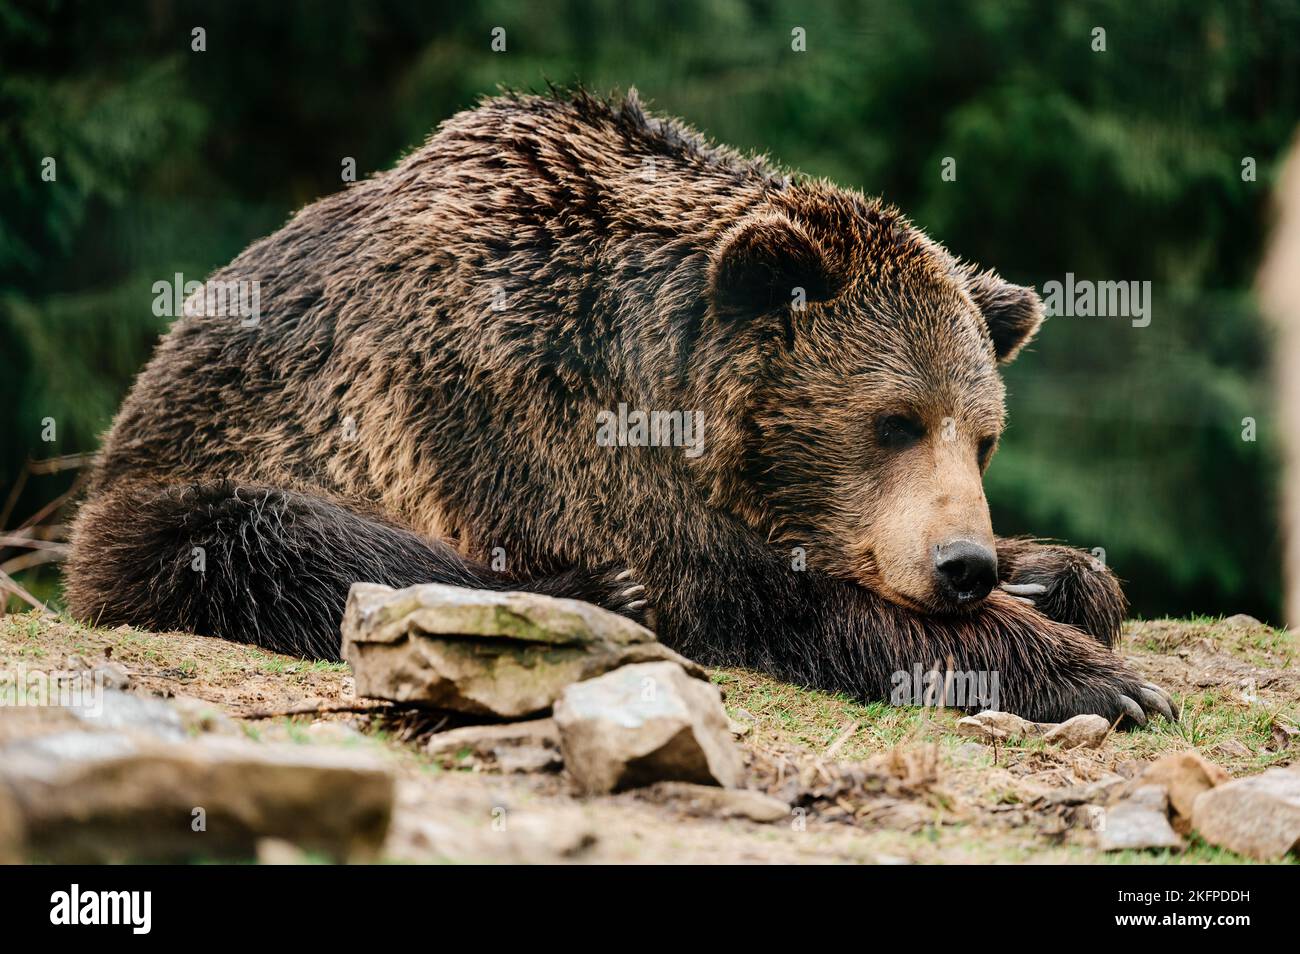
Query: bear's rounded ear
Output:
[[707, 213, 842, 318], [962, 267, 1045, 363]]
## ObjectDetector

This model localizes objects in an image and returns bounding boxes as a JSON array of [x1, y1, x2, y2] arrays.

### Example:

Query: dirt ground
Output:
[[0, 611, 1296, 864]]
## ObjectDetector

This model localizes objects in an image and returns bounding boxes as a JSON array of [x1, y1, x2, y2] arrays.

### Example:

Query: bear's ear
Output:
[[708, 213, 842, 317], [961, 267, 1044, 363]]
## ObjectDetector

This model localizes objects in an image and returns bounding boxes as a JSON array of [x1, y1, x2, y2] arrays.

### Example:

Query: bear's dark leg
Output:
[[678, 564, 1168, 725], [65, 482, 644, 660], [994, 537, 1126, 648]]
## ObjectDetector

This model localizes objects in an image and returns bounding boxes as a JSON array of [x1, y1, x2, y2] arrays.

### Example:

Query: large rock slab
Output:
[[1192, 765, 1300, 860], [342, 582, 704, 718], [0, 731, 394, 863], [553, 660, 742, 794]]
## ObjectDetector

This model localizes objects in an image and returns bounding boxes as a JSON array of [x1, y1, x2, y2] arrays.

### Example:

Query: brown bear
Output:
[[65, 89, 1174, 725]]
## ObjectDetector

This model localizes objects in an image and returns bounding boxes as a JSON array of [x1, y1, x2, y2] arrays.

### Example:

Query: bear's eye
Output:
[[978, 435, 997, 468], [875, 413, 925, 449]]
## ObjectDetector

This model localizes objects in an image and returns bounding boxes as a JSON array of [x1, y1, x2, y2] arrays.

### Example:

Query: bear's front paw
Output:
[[605, 567, 650, 621], [998, 542, 1126, 648], [1053, 672, 1179, 728], [531, 564, 651, 625]]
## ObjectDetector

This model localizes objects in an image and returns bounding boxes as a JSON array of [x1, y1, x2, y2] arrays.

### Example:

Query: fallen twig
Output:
[[0, 534, 68, 551], [26, 453, 96, 476], [0, 568, 49, 613], [823, 719, 860, 760], [0, 549, 67, 575]]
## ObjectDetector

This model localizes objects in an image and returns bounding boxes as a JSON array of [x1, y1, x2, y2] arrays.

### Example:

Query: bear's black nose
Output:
[[934, 541, 998, 604]]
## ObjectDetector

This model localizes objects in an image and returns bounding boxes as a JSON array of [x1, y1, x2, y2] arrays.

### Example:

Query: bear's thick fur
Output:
[[66, 90, 1172, 724]]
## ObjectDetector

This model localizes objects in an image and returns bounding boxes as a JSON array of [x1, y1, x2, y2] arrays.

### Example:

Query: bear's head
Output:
[[704, 188, 1043, 613]]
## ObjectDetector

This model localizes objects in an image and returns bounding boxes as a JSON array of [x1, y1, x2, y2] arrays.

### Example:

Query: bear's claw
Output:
[[1001, 582, 1048, 597], [1139, 682, 1178, 722], [1118, 694, 1147, 726]]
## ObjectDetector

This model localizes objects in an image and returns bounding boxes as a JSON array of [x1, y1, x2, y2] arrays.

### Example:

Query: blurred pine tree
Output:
[[0, 0, 1293, 620]]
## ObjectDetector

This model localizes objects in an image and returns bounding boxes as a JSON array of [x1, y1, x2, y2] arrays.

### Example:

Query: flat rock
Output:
[[1215, 739, 1253, 759], [1098, 784, 1184, 852], [426, 719, 563, 773], [70, 687, 186, 741], [644, 782, 790, 822], [1126, 751, 1228, 833], [1192, 765, 1300, 860], [0, 731, 394, 863], [1043, 714, 1111, 749], [954, 710, 1043, 741], [553, 661, 743, 794], [342, 582, 706, 719]]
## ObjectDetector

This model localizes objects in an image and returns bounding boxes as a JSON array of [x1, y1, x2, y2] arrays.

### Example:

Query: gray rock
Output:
[[1098, 784, 1184, 852], [1043, 714, 1112, 749], [1124, 751, 1228, 834], [1191, 765, 1300, 860], [553, 661, 743, 794], [1215, 739, 1253, 759], [69, 688, 186, 741], [426, 719, 563, 774], [954, 710, 1043, 741], [342, 582, 705, 718], [0, 732, 394, 863]]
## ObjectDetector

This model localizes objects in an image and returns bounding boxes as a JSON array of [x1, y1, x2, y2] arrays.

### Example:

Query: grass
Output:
[[2, 608, 1296, 864]]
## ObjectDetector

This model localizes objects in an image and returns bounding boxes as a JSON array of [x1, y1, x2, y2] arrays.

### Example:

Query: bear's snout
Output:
[[933, 540, 998, 605]]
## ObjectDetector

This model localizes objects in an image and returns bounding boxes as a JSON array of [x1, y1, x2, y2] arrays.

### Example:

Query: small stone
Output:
[[426, 719, 563, 774], [1115, 759, 1146, 779], [256, 837, 311, 865], [1191, 765, 1300, 861], [342, 582, 706, 719], [954, 710, 1042, 742], [96, 662, 132, 691], [553, 661, 743, 794], [1043, 714, 1112, 749], [1098, 784, 1184, 852], [1216, 739, 1253, 759], [1128, 751, 1228, 834], [646, 782, 790, 822], [1220, 613, 1263, 628]]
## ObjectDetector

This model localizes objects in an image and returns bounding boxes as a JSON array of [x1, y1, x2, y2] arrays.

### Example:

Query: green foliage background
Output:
[[2, 0, 1296, 621]]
